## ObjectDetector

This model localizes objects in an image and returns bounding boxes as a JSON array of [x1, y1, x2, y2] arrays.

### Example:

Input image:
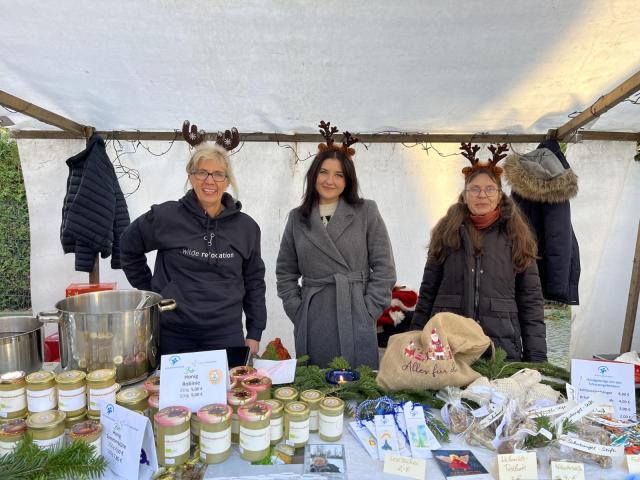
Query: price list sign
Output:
[[160, 349, 228, 412], [571, 359, 636, 420]]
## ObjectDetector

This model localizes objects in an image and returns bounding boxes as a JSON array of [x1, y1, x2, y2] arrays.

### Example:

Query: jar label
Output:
[[88, 384, 117, 410], [309, 410, 319, 430], [270, 416, 283, 441], [164, 429, 190, 459], [89, 437, 101, 457], [231, 413, 239, 435], [27, 387, 57, 412], [288, 419, 309, 443], [0, 439, 18, 456], [239, 425, 270, 451], [0, 387, 26, 416], [33, 433, 64, 450], [200, 426, 231, 454], [58, 386, 87, 412], [319, 412, 343, 437]]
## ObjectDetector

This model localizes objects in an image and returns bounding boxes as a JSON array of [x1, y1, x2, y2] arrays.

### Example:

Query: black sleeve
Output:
[[242, 225, 267, 341], [516, 261, 547, 362], [410, 259, 444, 330], [542, 202, 572, 302], [119, 210, 158, 291]]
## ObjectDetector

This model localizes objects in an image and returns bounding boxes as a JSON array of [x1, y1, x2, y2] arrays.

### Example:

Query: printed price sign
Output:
[[571, 359, 636, 420], [100, 401, 157, 480], [160, 349, 228, 411]]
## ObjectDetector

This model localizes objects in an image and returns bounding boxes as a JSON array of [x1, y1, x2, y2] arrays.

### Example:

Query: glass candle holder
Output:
[[325, 369, 360, 385]]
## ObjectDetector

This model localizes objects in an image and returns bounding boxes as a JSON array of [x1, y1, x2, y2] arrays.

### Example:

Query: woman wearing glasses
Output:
[[410, 144, 547, 362], [120, 143, 266, 356]]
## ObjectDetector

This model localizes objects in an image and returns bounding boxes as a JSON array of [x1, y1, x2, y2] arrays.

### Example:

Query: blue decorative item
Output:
[[326, 369, 360, 385]]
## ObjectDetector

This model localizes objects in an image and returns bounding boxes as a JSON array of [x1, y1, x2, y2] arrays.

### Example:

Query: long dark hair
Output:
[[428, 169, 538, 272], [297, 149, 363, 223]]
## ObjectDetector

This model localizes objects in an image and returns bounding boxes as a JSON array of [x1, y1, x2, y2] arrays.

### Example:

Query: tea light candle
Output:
[[325, 369, 360, 385]]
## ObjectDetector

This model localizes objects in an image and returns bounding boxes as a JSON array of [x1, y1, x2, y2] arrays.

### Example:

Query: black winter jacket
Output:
[[60, 134, 130, 272], [504, 140, 580, 305], [410, 209, 547, 362], [120, 191, 267, 343]]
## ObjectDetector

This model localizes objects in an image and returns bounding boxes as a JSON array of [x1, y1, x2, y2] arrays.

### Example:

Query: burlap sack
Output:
[[376, 312, 491, 391]]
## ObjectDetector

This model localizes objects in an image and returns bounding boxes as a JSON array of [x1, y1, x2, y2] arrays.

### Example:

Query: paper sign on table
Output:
[[627, 455, 640, 473], [160, 349, 228, 411], [253, 358, 297, 384], [571, 359, 636, 420], [497, 452, 538, 480], [348, 421, 378, 459], [383, 454, 426, 480], [374, 414, 401, 460], [550, 461, 585, 480], [100, 401, 158, 480]]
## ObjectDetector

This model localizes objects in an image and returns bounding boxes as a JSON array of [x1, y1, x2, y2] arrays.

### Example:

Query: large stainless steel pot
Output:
[[37, 290, 176, 385], [0, 316, 44, 374]]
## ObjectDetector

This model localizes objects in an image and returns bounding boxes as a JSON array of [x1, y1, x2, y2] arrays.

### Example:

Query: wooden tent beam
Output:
[[0, 90, 92, 137], [551, 70, 640, 141], [10, 129, 640, 143], [620, 221, 640, 353]]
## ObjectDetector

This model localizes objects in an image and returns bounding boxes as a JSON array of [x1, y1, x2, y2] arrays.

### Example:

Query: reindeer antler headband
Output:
[[460, 142, 509, 178], [318, 120, 359, 159], [182, 120, 240, 151]]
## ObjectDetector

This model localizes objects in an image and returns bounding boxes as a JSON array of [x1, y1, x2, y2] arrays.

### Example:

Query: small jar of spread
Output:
[[68, 420, 102, 456], [0, 371, 27, 419], [319, 397, 345, 441], [64, 412, 87, 434], [56, 370, 87, 418], [27, 410, 66, 450], [262, 399, 284, 445], [229, 366, 256, 385], [197, 403, 232, 464], [116, 386, 149, 414], [238, 401, 272, 462], [143, 374, 160, 395], [300, 390, 325, 433], [284, 401, 310, 448], [25, 371, 57, 413], [86, 369, 117, 416], [274, 386, 298, 406], [227, 387, 256, 444], [241, 375, 272, 401], [0, 418, 27, 455], [154, 406, 191, 467]]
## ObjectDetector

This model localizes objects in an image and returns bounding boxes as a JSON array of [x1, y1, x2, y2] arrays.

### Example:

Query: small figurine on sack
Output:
[[377, 286, 418, 348]]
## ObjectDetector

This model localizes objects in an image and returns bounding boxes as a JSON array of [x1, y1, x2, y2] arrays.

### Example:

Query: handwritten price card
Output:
[[160, 349, 228, 411], [383, 454, 425, 480], [497, 452, 538, 480], [550, 461, 585, 480]]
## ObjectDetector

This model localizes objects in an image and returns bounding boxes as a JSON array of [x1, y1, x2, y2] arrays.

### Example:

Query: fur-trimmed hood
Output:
[[504, 141, 578, 203]]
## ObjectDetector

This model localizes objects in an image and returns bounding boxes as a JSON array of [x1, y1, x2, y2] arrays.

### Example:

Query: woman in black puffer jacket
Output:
[[410, 145, 547, 362]]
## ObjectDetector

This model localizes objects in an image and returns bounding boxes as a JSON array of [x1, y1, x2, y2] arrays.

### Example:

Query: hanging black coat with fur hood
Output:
[[504, 140, 580, 305]]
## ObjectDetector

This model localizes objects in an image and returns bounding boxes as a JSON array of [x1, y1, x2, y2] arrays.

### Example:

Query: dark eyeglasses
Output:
[[191, 170, 228, 182], [465, 186, 500, 197]]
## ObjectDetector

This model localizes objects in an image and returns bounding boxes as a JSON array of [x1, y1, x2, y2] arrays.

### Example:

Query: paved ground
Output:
[[545, 305, 572, 369]]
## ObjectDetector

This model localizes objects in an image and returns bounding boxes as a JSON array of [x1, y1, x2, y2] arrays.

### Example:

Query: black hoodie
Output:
[[120, 191, 266, 342]]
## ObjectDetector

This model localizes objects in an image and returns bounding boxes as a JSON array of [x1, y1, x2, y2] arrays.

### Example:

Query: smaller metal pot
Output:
[[0, 316, 44, 374]]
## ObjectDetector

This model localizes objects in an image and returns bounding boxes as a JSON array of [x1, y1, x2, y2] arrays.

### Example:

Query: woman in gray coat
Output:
[[276, 125, 396, 368]]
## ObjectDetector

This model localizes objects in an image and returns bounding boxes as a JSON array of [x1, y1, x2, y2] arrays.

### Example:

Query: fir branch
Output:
[[328, 357, 352, 370]]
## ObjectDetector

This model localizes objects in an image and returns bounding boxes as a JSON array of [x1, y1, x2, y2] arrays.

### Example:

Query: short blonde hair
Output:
[[185, 143, 239, 197]]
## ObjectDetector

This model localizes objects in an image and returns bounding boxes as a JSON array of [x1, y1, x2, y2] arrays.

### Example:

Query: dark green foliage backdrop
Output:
[[0, 129, 31, 311]]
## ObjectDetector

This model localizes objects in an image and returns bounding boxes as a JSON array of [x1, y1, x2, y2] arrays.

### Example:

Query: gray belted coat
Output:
[[276, 198, 396, 368]]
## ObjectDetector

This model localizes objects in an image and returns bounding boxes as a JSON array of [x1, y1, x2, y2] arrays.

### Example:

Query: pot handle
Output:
[[37, 310, 62, 324], [159, 299, 177, 312]]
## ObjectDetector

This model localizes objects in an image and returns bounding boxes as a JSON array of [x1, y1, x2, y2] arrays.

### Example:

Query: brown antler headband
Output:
[[182, 120, 240, 151], [460, 142, 508, 177], [317, 120, 359, 159]]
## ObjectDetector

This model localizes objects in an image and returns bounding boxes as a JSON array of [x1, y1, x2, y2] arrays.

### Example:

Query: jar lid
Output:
[[229, 366, 256, 381], [26, 410, 66, 430], [69, 420, 102, 439], [227, 387, 257, 406], [25, 370, 55, 385], [241, 375, 272, 390], [65, 412, 87, 425], [262, 399, 284, 415], [197, 403, 232, 424], [0, 418, 27, 438], [284, 401, 309, 415], [238, 401, 272, 422], [274, 387, 298, 400], [320, 397, 345, 412], [143, 375, 160, 393], [56, 370, 86, 385], [148, 394, 159, 409], [116, 387, 149, 405], [87, 412, 101, 422], [87, 369, 116, 383], [0, 371, 26, 384], [154, 406, 191, 427], [300, 389, 324, 403]]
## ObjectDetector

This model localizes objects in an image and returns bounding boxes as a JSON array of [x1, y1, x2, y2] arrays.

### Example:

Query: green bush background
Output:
[[0, 128, 31, 311]]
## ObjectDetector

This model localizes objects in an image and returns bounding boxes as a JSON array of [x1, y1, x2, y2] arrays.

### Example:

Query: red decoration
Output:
[[376, 286, 418, 327]]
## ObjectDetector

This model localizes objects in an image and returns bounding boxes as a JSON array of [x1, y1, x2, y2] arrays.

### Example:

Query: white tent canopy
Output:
[[2, 1, 640, 361]]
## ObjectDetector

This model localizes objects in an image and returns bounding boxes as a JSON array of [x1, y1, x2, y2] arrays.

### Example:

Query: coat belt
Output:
[[297, 271, 369, 363]]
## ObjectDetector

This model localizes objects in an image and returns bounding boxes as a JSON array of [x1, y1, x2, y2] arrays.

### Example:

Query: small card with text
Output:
[[550, 461, 585, 480], [497, 452, 538, 480], [383, 454, 426, 480], [627, 455, 640, 473]]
